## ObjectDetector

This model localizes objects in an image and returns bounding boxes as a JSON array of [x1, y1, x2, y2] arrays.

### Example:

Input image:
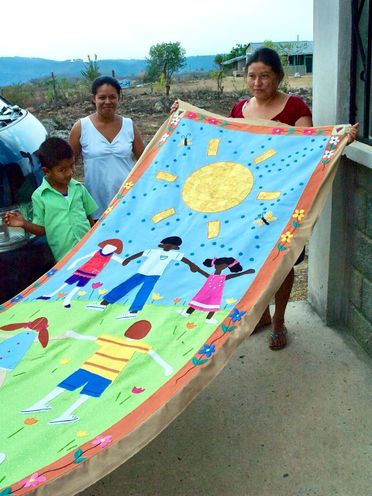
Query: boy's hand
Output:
[[4, 211, 25, 228]]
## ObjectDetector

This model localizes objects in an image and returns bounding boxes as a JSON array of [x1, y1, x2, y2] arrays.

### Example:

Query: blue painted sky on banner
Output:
[[2, 0, 313, 60]]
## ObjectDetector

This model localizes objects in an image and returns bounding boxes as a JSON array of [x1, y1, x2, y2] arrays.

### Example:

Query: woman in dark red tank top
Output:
[[229, 48, 313, 350], [230, 48, 358, 350]]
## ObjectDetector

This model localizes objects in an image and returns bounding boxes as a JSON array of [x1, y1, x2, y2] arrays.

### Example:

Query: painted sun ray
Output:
[[253, 148, 277, 163], [256, 191, 281, 200], [151, 208, 176, 223], [155, 171, 178, 182], [207, 220, 220, 239], [207, 139, 220, 156]]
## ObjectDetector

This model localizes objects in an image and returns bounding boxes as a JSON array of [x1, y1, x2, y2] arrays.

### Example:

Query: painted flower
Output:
[[229, 308, 246, 322], [205, 117, 219, 125], [170, 116, 181, 126], [92, 282, 103, 289], [98, 289, 108, 295], [199, 344, 216, 358], [226, 298, 237, 305], [76, 431, 89, 437], [329, 136, 340, 145], [280, 231, 294, 243], [46, 268, 57, 277], [159, 132, 170, 143], [57, 292, 67, 298], [91, 435, 113, 448], [132, 386, 145, 394], [302, 128, 316, 135], [185, 111, 198, 119], [77, 291, 87, 297], [59, 358, 70, 365], [186, 322, 197, 329], [123, 181, 134, 190], [272, 127, 286, 134], [152, 293, 164, 301], [323, 150, 334, 159], [173, 297, 181, 304], [23, 473, 47, 488], [11, 294, 24, 303], [24, 418, 38, 425], [292, 209, 305, 221]]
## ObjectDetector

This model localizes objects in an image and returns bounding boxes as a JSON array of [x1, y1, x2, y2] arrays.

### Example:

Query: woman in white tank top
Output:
[[69, 76, 145, 219]]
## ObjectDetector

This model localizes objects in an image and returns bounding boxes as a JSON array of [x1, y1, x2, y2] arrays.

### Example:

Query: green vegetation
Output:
[[81, 54, 101, 83], [145, 42, 186, 96]]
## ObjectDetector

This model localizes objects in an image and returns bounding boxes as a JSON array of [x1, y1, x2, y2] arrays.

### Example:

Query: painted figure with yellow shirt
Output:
[[21, 320, 172, 424]]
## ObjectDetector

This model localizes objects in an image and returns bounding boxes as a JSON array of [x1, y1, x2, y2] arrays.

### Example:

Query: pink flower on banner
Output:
[[303, 128, 316, 135], [92, 282, 103, 289], [205, 117, 219, 125], [24, 473, 47, 488], [272, 127, 286, 134], [185, 112, 198, 119], [91, 435, 113, 448]]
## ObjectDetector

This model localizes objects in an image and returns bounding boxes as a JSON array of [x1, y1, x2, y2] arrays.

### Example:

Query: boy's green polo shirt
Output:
[[32, 178, 98, 261]]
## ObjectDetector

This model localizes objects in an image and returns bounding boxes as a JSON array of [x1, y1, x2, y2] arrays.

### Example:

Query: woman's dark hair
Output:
[[37, 137, 73, 169], [245, 47, 284, 82], [91, 76, 121, 96], [203, 257, 243, 273]]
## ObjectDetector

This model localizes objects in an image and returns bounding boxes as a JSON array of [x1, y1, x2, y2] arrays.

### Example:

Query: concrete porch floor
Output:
[[78, 301, 372, 496]]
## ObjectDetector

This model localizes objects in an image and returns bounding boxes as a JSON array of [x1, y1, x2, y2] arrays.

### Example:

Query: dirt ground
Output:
[[34, 75, 311, 301]]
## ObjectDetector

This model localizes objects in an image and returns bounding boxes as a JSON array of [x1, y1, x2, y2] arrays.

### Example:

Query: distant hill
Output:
[[0, 56, 216, 87]]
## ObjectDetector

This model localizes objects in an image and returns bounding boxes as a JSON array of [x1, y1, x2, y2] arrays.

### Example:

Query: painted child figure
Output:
[[87, 236, 199, 319], [37, 238, 124, 308], [0, 317, 66, 388], [21, 320, 173, 425], [178, 257, 255, 324]]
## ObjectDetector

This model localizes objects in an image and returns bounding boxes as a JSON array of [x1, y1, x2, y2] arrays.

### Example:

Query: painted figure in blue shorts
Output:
[[86, 236, 199, 319]]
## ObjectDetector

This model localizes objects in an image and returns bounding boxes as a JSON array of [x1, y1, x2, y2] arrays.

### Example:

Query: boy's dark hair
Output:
[[37, 138, 73, 169], [160, 236, 182, 246], [245, 47, 284, 82], [91, 76, 121, 96]]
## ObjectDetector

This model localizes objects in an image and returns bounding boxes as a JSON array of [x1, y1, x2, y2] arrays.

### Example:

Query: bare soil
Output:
[[34, 75, 311, 300]]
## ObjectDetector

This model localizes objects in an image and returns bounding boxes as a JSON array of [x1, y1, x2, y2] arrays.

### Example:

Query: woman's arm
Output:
[[132, 123, 145, 160], [294, 115, 313, 127], [69, 120, 82, 161]]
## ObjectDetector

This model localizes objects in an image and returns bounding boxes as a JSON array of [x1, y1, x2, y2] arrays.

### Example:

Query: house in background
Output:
[[223, 40, 313, 76]]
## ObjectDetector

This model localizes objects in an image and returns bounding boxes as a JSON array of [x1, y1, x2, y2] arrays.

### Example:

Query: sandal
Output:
[[269, 326, 288, 350]]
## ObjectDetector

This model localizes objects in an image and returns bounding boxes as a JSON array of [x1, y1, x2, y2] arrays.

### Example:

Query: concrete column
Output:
[[308, 0, 352, 323]]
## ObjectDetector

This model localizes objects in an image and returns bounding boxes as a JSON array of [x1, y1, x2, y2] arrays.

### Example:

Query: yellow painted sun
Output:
[[182, 162, 254, 213]]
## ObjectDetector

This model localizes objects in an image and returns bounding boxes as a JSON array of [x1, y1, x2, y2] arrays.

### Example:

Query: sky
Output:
[[2, 0, 313, 61]]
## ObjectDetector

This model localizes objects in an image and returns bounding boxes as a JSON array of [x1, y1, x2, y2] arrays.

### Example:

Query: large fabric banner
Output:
[[0, 101, 349, 495]]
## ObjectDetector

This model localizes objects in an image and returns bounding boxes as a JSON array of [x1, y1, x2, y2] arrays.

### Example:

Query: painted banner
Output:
[[0, 101, 349, 495]]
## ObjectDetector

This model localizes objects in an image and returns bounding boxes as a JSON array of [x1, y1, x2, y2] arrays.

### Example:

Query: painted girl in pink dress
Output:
[[178, 257, 255, 324]]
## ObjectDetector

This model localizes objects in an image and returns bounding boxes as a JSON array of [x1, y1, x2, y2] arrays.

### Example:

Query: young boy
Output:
[[5, 137, 98, 261]]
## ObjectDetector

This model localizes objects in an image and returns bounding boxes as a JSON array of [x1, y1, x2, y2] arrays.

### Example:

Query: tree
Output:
[[145, 42, 186, 96], [81, 54, 101, 83], [213, 54, 225, 97], [225, 44, 248, 63]]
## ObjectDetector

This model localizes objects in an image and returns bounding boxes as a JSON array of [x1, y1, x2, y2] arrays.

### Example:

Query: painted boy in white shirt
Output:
[[87, 236, 199, 319]]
